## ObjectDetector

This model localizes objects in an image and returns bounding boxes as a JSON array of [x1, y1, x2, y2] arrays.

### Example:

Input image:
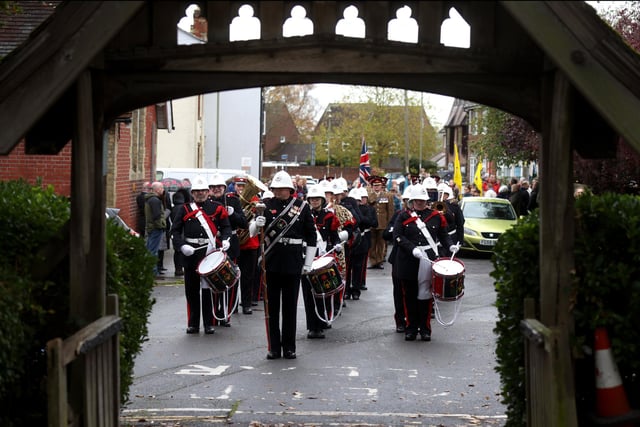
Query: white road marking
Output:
[[176, 364, 230, 376]]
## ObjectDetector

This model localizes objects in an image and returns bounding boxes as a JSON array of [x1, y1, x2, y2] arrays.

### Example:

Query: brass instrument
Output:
[[236, 175, 268, 245], [433, 200, 447, 214]]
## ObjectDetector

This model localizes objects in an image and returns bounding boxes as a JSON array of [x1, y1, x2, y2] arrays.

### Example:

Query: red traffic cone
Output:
[[594, 327, 632, 419]]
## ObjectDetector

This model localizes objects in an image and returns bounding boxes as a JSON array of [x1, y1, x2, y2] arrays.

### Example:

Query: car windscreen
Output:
[[463, 201, 517, 220]]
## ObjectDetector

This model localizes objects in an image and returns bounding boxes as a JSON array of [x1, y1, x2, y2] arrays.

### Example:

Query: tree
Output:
[[313, 87, 439, 172], [470, 2, 640, 193], [263, 85, 320, 138], [469, 107, 539, 167]]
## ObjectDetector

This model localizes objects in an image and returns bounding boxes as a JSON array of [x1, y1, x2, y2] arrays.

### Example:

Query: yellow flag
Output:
[[453, 142, 463, 198], [474, 159, 484, 196]]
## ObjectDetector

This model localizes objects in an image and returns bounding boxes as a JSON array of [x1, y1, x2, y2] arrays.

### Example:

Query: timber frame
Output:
[[1, 1, 640, 425]]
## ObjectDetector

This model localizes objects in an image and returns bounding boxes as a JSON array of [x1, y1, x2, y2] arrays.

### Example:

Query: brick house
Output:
[[0, 2, 157, 231]]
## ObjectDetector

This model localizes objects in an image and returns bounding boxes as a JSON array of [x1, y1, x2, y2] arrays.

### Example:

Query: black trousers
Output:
[[184, 248, 214, 329], [238, 248, 258, 308], [301, 277, 325, 332], [347, 250, 367, 297], [265, 271, 301, 355], [399, 278, 433, 335], [392, 274, 406, 328]]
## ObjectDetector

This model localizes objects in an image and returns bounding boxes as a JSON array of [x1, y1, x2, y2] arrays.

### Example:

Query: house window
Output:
[[130, 109, 145, 178], [469, 109, 478, 136]]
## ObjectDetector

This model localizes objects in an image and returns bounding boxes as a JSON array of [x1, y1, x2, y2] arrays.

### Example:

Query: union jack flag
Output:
[[358, 136, 371, 187]]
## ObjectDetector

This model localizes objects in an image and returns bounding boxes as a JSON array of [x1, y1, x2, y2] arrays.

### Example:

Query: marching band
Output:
[[169, 171, 465, 359]]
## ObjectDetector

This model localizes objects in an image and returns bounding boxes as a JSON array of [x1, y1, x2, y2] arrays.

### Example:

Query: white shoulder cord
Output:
[[190, 202, 217, 249], [411, 212, 438, 258]]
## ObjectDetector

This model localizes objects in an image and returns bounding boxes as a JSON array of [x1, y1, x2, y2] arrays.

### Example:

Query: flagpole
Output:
[[419, 92, 424, 173]]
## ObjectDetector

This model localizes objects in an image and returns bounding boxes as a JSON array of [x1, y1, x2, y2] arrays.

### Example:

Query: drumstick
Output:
[[450, 241, 460, 261], [255, 204, 269, 327]]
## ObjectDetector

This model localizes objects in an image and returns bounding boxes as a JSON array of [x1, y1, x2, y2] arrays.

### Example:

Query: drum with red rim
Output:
[[431, 258, 465, 301], [197, 251, 240, 293], [303, 256, 343, 296]]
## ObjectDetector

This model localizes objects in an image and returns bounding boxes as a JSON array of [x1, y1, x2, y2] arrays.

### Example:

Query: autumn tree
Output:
[[573, 2, 640, 194], [469, 107, 539, 167], [313, 87, 439, 172], [263, 85, 320, 138], [471, 2, 640, 194]]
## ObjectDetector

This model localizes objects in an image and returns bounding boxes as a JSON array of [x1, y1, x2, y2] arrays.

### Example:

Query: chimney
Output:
[[191, 9, 208, 41]]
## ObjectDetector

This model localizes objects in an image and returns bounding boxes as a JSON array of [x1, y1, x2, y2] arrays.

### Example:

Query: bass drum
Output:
[[197, 251, 240, 293]]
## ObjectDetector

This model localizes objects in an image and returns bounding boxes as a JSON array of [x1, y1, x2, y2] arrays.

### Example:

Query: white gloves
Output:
[[302, 246, 316, 274], [180, 245, 195, 257], [221, 239, 231, 252], [412, 247, 423, 259], [333, 243, 343, 253], [226, 206, 234, 216], [449, 244, 460, 254], [249, 220, 259, 238], [255, 216, 266, 228], [338, 230, 349, 242]]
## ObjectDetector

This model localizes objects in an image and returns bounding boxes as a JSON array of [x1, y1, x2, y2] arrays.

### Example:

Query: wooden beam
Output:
[[101, 69, 540, 128], [538, 70, 577, 426], [0, 1, 144, 154], [502, 1, 640, 154]]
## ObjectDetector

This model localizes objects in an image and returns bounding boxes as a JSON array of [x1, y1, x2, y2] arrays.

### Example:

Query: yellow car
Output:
[[459, 197, 517, 253]]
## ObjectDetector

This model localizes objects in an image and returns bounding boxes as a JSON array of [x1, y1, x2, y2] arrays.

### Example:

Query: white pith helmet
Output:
[[262, 190, 274, 199], [191, 175, 209, 191], [269, 170, 295, 190], [401, 185, 413, 200], [409, 184, 430, 201], [306, 185, 325, 200], [437, 183, 454, 201], [348, 188, 360, 199], [318, 179, 331, 192], [423, 177, 437, 190], [335, 177, 348, 192], [330, 180, 342, 195], [209, 173, 227, 188]]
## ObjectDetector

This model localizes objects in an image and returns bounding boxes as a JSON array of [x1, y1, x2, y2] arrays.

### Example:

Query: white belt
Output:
[[278, 238, 303, 245], [363, 229, 371, 234], [185, 237, 209, 245]]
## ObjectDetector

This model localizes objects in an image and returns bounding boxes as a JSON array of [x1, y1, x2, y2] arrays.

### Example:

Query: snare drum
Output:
[[303, 257, 343, 296], [197, 251, 240, 293], [431, 258, 465, 301]]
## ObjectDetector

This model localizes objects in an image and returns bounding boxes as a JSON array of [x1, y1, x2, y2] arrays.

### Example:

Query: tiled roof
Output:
[[0, 1, 59, 60]]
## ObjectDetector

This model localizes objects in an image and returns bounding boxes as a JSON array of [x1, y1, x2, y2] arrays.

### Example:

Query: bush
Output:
[[491, 210, 540, 427], [492, 194, 640, 425], [0, 179, 156, 425], [106, 220, 156, 402]]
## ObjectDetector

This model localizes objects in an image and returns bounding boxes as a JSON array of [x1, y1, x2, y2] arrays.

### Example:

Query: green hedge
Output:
[[0, 179, 156, 425], [492, 193, 640, 426], [106, 220, 157, 402]]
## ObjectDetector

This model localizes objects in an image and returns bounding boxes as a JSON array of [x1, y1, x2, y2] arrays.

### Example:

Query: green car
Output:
[[459, 197, 518, 253]]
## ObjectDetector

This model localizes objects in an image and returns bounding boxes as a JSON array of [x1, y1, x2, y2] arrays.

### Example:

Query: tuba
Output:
[[236, 175, 268, 245]]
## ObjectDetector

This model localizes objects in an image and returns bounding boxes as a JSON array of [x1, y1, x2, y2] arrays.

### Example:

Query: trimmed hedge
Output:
[[492, 193, 640, 426], [0, 179, 156, 425]]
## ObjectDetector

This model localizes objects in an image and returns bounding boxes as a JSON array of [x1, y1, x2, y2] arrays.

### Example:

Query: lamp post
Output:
[[326, 107, 332, 177]]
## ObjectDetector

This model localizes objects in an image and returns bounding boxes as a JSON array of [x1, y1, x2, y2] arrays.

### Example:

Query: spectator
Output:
[[145, 181, 166, 277]]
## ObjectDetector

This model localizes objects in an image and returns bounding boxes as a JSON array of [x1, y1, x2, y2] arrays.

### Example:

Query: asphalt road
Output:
[[121, 249, 506, 426]]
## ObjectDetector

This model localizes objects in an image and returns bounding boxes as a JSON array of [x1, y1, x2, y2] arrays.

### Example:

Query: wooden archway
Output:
[[1, 2, 640, 425]]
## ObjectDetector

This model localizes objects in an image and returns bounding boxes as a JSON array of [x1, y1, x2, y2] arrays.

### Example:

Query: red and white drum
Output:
[[197, 251, 240, 293], [303, 256, 344, 296], [431, 258, 465, 301]]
